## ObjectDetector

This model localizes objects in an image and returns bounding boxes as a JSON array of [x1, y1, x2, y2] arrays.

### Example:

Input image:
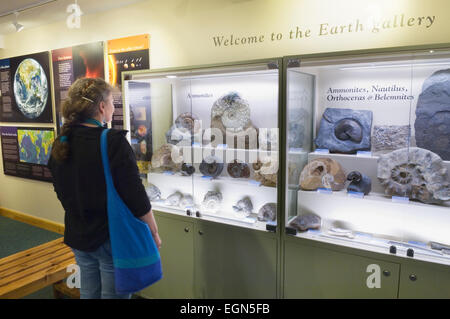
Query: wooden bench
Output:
[[0, 237, 79, 299]]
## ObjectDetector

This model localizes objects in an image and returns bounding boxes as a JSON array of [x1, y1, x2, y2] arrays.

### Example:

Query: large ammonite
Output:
[[202, 191, 223, 211], [253, 157, 278, 187], [227, 160, 250, 178], [377, 147, 450, 204], [211, 92, 251, 130], [199, 156, 224, 178], [175, 112, 200, 134], [334, 119, 363, 143]]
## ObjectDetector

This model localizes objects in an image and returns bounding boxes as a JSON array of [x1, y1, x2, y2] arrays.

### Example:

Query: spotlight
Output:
[[13, 12, 24, 32]]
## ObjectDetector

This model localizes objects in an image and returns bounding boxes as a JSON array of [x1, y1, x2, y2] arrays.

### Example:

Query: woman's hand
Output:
[[139, 209, 161, 250], [152, 231, 162, 250]]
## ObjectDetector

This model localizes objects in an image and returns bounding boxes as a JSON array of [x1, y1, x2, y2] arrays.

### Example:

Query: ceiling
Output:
[[0, 0, 149, 35]]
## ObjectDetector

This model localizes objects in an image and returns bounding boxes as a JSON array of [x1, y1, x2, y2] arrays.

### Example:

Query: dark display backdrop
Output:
[[0, 51, 53, 123], [1, 126, 55, 182], [52, 42, 105, 133]]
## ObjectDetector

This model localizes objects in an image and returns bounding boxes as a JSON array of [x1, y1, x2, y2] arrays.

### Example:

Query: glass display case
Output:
[[285, 49, 450, 266], [122, 59, 282, 232]]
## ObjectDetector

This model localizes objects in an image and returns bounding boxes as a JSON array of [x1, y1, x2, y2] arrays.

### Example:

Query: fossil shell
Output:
[[334, 119, 363, 143], [211, 92, 251, 129], [257, 203, 277, 222], [165, 191, 182, 206], [202, 191, 223, 211], [180, 194, 194, 208], [299, 158, 346, 191], [146, 184, 161, 201], [199, 156, 224, 178], [232, 197, 253, 217], [253, 157, 278, 187], [181, 163, 195, 176], [315, 108, 372, 154], [151, 144, 181, 171], [377, 147, 450, 204], [346, 171, 372, 195], [227, 160, 250, 178], [166, 113, 200, 145], [289, 213, 321, 231]]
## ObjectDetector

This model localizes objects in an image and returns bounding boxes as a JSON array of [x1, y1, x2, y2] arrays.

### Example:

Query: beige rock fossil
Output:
[[299, 158, 346, 191]]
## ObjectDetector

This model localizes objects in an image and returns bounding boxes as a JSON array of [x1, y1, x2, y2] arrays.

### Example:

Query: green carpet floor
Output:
[[0, 215, 62, 299]]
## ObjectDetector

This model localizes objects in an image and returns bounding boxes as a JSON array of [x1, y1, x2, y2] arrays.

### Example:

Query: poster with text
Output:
[[52, 41, 105, 132], [0, 52, 53, 123], [107, 34, 150, 130], [1, 126, 55, 182]]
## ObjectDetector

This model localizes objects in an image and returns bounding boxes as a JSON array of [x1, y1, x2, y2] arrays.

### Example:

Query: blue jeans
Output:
[[71, 240, 131, 299]]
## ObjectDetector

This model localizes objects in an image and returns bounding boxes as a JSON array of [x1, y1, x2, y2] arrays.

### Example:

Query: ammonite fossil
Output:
[[257, 203, 277, 222], [299, 158, 346, 191], [414, 69, 450, 160], [166, 113, 200, 145], [377, 147, 450, 204], [227, 160, 250, 178], [199, 156, 224, 178], [165, 191, 183, 206], [181, 163, 195, 176], [346, 171, 372, 195], [202, 191, 223, 211], [289, 213, 321, 231], [253, 157, 278, 187], [232, 197, 253, 217], [315, 108, 373, 154], [146, 184, 161, 201], [151, 144, 181, 171], [211, 92, 251, 130]]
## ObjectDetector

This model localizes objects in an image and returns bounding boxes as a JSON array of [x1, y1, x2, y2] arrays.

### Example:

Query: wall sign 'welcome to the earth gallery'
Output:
[[212, 13, 437, 47]]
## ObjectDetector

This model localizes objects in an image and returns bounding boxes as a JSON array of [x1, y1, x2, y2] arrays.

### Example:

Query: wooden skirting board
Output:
[[0, 207, 64, 235]]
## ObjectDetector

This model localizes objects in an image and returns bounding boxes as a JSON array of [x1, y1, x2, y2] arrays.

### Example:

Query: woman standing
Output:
[[48, 77, 161, 299]]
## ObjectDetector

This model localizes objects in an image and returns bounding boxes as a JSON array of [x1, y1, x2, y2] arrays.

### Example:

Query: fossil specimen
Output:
[[180, 194, 194, 208], [232, 197, 253, 217], [299, 158, 346, 191], [377, 147, 450, 204], [181, 163, 195, 176], [166, 113, 200, 145], [165, 191, 183, 206], [257, 203, 277, 222], [199, 156, 224, 178], [347, 171, 372, 195], [151, 144, 181, 171], [146, 184, 161, 201], [202, 191, 223, 211], [227, 160, 250, 178], [414, 69, 450, 160], [372, 125, 410, 153], [289, 213, 321, 231], [253, 157, 278, 187], [315, 108, 373, 153]]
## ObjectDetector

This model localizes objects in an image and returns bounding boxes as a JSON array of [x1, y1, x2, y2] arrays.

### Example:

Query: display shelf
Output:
[[291, 228, 450, 267], [296, 189, 450, 251]]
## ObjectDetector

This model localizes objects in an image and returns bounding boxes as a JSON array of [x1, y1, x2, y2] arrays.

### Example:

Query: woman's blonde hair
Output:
[[51, 77, 113, 162]]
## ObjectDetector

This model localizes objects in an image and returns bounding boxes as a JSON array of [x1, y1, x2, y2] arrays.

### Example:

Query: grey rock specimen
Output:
[[414, 69, 450, 160], [181, 163, 195, 176], [227, 160, 250, 178], [377, 147, 450, 204], [315, 108, 373, 153], [199, 156, 224, 178], [289, 213, 321, 231], [146, 184, 161, 201], [202, 191, 223, 211], [232, 197, 253, 217], [299, 158, 346, 191], [257, 203, 277, 222], [347, 171, 372, 195], [165, 191, 183, 206], [372, 125, 410, 152], [288, 108, 308, 149]]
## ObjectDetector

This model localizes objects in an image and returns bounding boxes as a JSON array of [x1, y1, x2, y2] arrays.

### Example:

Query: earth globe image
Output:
[[13, 58, 48, 119]]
